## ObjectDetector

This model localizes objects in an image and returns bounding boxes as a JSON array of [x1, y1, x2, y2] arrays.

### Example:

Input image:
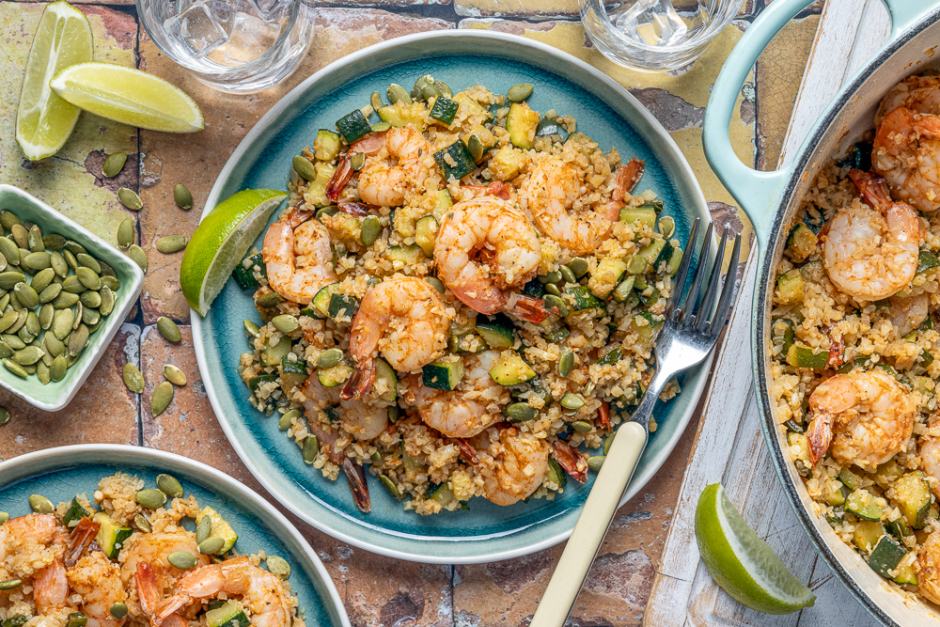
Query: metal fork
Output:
[[530, 219, 742, 627]]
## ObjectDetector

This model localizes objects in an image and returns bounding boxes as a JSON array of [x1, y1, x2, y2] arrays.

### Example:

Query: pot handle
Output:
[[883, 0, 933, 40]]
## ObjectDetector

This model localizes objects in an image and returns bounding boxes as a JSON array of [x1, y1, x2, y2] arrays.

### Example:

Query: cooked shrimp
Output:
[[154, 556, 290, 627], [804, 370, 916, 471], [434, 197, 543, 319], [404, 350, 504, 438], [262, 207, 337, 305], [873, 107, 940, 212], [343, 277, 452, 398], [920, 426, 940, 500], [889, 293, 929, 336], [479, 427, 550, 506], [876, 75, 940, 125], [0, 514, 66, 576], [302, 374, 388, 441], [33, 559, 69, 614], [919, 532, 940, 604], [356, 127, 434, 208], [67, 552, 127, 627], [821, 170, 924, 301], [121, 530, 209, 620]]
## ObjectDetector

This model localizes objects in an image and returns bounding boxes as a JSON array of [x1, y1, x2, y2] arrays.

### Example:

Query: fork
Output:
[[530, 219, 742, 627]]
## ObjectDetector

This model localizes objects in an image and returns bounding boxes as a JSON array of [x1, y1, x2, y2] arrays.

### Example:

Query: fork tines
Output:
[[667, 218, 742, 336]]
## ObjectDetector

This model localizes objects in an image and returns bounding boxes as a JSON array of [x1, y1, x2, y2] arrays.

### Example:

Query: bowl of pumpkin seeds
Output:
[[0, 185, 144, 411]]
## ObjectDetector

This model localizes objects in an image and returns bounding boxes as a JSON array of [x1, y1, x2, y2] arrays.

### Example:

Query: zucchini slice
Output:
[[506, 103, 540, 150], [62, 497, 89, 527], [475, 315, 515, 349], [335, 110, 372, 144], [596, 347, 622, 366], [852, 520, 886, 553], [328, 293, 359, 320], [786, 223, 818, 262], [206, 600, 250, 627], [771, 318, 796, 359], [423, 357, 465, 391], [280, 356, 308, 391], [384, 244, 427, 267], [785, 344, 828, 370], [776, 269, 804, 305], [197, 506, 238, 553], [434, 141, 477, 181], [311, 283, 341, 318], [247, 374, 277, 395], [845, 489, 884, 522], [489, 352, 536, 386], [415, 215, 439, 257], [426, 482, 456, 507], [93, 512, 132, 559], [837, 467, 861, 491], [631, 310, 664, 346], [546, 457, 567, 489], [318, 363, 354, 387], [566, 286, 605, 311], [619, 205, 657, 230], [232, 253, 265, 290], [868, 535, 907, 578], [892, 471, 931, 528], [918, 250, 940, 275], [373, 357, 398, 402], [429, 96, 459, 125], [377, 101, 427, 130], [314, 129, 341, 161]]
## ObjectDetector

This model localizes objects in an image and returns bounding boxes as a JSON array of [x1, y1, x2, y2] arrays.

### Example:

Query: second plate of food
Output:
[[192, 31, 711, 562]]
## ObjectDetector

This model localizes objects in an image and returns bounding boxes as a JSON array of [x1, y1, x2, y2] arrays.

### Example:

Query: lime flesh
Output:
[[181, 190, 288, 317], [695, 483, 816, 615], [16, 1, 93, 160]]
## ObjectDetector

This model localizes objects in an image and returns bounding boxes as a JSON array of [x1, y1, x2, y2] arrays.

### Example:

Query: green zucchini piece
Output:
[[771, 318, 796, 358], [318, 363, 354, 387], [638, 240, 666, 267], [918, 250, 940, 275], [852, 520, 885, 553], [427, 482, 456, 507], [839, 141, 873, 172], [423, 357, 465, 391], [566, 286, 605, 311], [612, 275, 637, 303], [838, 467, 862, 491], [62, 497, 89, 527], [314, 129, 341, 161], [232, 253, 265, 290], [631, 310, 664, 345], [596, 347, 622, 365], [845, 489, 883, 522], [543, 327, 570, 344], [506, 103, 540, 150], [786, 223, 818, 262], [619, 205, 657, 230], [886, 516, 911, 540], [328, 293, 359, 320], [206, 600, 250, 627], [312, 283, 341, 318], [874, 460, 904, 489], [546, 457, 567, 489], [429, 96, 459, 125], [262, 336, 292, 367], [776, 269, 804, 305], [783, 419, 804, 434], [247, 374, 277, 395], [489, 352, 536, 386], [434, 141, 477, 181], [93, 512, 132, 559], [868, 535, 907, 578], [893, 561, 918, 585], [401, 443, 422, 482], [821, 478, 846, 506], [785, 344, 828, 370], [335, 110, 372, 143], [280, 356, 307, 390], [892, 471, 931, 528], [475, 315, 515, 349], [415, 215, 439, 257], [384, 244, 427, 266], [373, 357, 398, 402]]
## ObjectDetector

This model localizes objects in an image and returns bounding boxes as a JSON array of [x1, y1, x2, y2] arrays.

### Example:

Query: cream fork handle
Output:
[[529, 420, 648, 627]]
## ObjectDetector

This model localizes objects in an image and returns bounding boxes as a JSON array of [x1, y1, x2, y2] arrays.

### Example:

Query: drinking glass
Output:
[[137, 0, 316, 93], [580, 0, 741, 72]]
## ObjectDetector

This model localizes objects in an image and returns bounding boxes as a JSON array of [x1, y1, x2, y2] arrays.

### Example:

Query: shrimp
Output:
[[920, 426, 940, 500], [66, 552, 127, 627], [821, 170, 924, 301], [875, 75, 940, 125], [356, 127, 434, 208], [478, 427, 550, 506], [343, 277, 453, 399], [804, 369, 916, 471], [32, 517, 100, 614], [154, 556, 291, 627], [889, 293, 929, 336], [0, 514, 66, 578], [873, 107, 940, 212], [262, 207, 337, 305], [919, 531, 940, 604], [434, 197, 546, 320], [120, 530, 209, 620], [302, 375, 388, 441], [404, 350, 504, 438]]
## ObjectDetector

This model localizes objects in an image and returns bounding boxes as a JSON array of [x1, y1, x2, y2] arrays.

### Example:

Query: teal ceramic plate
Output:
[[192, 31, 711, 563], [0, 445, 350, 627]]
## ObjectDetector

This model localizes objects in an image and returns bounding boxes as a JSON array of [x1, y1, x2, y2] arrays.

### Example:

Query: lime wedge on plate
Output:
[[695, 483, 816, 615], [50, 62, 204, 133], [181, 189, 287, 317], [16, 1, 93, 161]]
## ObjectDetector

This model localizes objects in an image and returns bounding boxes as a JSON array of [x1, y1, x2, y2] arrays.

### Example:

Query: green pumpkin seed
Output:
[[68, 324, 88, 357], [545, 283, 561, 297], [244, 320, 261, 338], [504, 402, 538, 422], [174, 183, 194, 210], [62, 276, 86, 295], [0, 211, 21, 231], [29, 494, 54, 514], [102, 152, 127, 178], [370, 121, 391, 133], [86, 320, 101, 335], [560, 393, 585, 410], [434, 79, 452, 97], [128, 245, 148, 271], [411, 74, 440, 101], [80, 290, 101, 309], [316, 348, 343, 368], [379, 474, 401, 499], [0, 253, 7, 273], [123, 363, 144, 393], [360, 216, 381, 247], [587, 455, 605, 472], [538, 271, 562, 284], [271, 314, 298, 333], [467, 134, 484, 162], [156, 473, 184, 498], [0, 579, 21, 591], [386, 83, 412, 105], [0, 239, 19, 267], [279, 409, 299, 431], [98, 287, 115, 316], [2, 359, 26, 378], [254, 291, 282, 308], [11, 225, 27, 249], [118, 188, 143, 211], [42, 234, 66, 251], [51, 252, 67, 277], [98, 259, 116, 278], [156, 235, 187, 254], [13, 283, 37, 309], [603, 432, 614, 455], [117, 219, 135, 248], [0, 408, 8, 426], [195, 515, 212, 543], [292, 155, 316, 181], [0, 511, 8, 523], [6, 312, 25, 334], [76, 267, 101, 290], [3, 336, 25, 350], [657, 216, 676, 239], [73, 304, 83, 330], [65, 241, 86, 256], [133, 514, 151, 533], [50, 355, 67, 382], [0, 311, 18, 334], [571, 420, 593, 433], [0, 293, 10, 311], [349, 152, 367, 172], [0, 343, 10, 360], [37, 361, 50, 385], [101, 275, 120, 291], [627, 255, 647, 275], [27, 226, 44, 253], [197, 536, 224, 555], [157, 317, 181, 342], [302, 434, 319, 463], [163, 364, 186, 386], [82, 307, 99, 327], [151, 381, 174, 416], [63, 249, 78, 270], [167, 551, 197, 570], [24, 312, 39, 338], [266, 555, 291, 580], [316, 206, 338, 220], [136, 488, 167, 509], [65, 614, 87, 627], [559, 348, 574, 377], [31, 268, 54, 293], [559, 265, 577, 284], [544, 294, 568, 317], [109, 604, 128, 620], [76, 253, 101, 274], [16, 328, 34, 345], [52, 292, 79, 309], [39, 304, 54, 330], [426, 276, 445, 294], [507, 83, 534, 102], [13, 346, 42, 366], [0, 272, 25, 290], [371, 91, 384, 111]]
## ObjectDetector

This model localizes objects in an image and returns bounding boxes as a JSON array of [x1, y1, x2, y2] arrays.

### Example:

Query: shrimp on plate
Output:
[[352, 127, 435, 208], [821, 169, 925, 301], [121, 530, 209, 622], [919, 531, 940, 604], [876, 75, 940, 125], [888, 293, 930, 337], [476, 427, 550, 506], [262, 207, 337, 305], [804, 369, 916, 471], [873, 106, 940, 212]]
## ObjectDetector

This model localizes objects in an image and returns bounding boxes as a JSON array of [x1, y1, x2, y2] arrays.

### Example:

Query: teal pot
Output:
[[703, 1, 940, 624]]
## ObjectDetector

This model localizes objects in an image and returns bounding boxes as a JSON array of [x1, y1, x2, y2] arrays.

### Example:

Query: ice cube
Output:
[[218, 12, 282, 65], [163, 0, 236, 58], [244, 0, 293, 22], [612, 0, 689, 47]]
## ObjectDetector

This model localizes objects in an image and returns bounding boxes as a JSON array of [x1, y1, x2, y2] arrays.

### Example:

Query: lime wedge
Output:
[[695, 483, 816, 615], [181, 189, 288, 317], [16, 1, 93, 161], [50, 62, 204, 133]]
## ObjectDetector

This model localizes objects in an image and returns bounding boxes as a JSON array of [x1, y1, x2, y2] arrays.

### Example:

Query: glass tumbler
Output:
[[580, 0, 741, 72], [137, 0, 316, 94]]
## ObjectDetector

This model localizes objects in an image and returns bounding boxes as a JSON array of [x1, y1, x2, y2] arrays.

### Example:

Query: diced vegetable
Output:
[[62, 497, 89, 527], [423, 357, 465, 391], [637, 239, 666, 267], [415, 215, 439, 257], [314, 129, 341, 161], [546, 457, 567, 489], [892, 471, 931, 528], [820, 477, 846, 506], [475, 316, 515, 349], [631, 310, 663, 346], [328, 293, 358, 320], [771, 318, 796, 358], [506, 103, 540, 150], [206, 600, 249, 627], [374, 357, 397, 402], [427, 482, 456, 507], [874, 460, 904, 489], [489, 352, 536, 386], [567, 286, 605, 311], [93, 512, 132, 558], [318, 363, 354, 387], [918, 250, 940, 275], [845, 489, 884, 522], [434, 141, 477, 181], [197, 506, 238, 552], [785, 344, 828, 370], [429, 96, 459, 125], [384, 244, 427, 266], [280, 355, 308, 390], [786, 223, 817, 262], [488, 145, 525, 181], [596, 347, 622, 366], [311, 283, 341, 318], [590, 259, 627, 299], [247, 374, 277, 396], [868, 535, 907, 578], [232, 253, 265, 289], [776, 269, 804, 305], [887, 516, 911, 541], [377, 101, 428, 130], [853, 520, 885, 553], [262, 336, 292, 367], [335, 110, 372, 143], [838, 467, 861, 491]]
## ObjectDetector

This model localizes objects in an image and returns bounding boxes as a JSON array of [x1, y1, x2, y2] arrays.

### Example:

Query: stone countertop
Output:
[[0, 2, 823, 625]]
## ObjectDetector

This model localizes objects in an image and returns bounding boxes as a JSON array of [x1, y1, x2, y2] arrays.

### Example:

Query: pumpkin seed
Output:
[[0, 254, 8, 274], [0, 240, 18, 267], [136, 488, 167, 509], [0, 272, 25, 290], [156, 473, 184, 498], [434, 79, 453, 97], [349, 151, 367, 170], [370, 122, 391, 133], [168, 550, 198, 571], [538, 271, 562, 284], [29, 494, 54, 514], [102, 152, 127, 178], [587, 455, 605, 472], [101, 275, 120, 291], [3, 359, 27, 377], [0, 580, 21, 591], [42, 234, 66, 251], [0, 342, 12, 360], [0, 293, 10, 311], [31, 268, 54, 293], [571, 420, 593, 433], [174, 183, 194, 210], [63, 249, 78, 270], [13, 283, 37, 309], [271, 314, 298, 333], [80, 290, 101, 309], [195, 536, 223, 555], [292, 155, 316, 181], [0, 211, 21, 230], [98, 287, 115, 316], [0, 408, 8, 426], [109, 604, 128, 620], [25, 311, 39, 337], [73, 304, 83, 330], [379, 475, 401, 499], [82, 307, 100, 327], [255, 291, 282, 308], [266, 555, 291, 580], [117, 219, 135, 248], [316, 206, 337, 220], [98, 260, 116, 278], [50, 355, 67, 382], [13, 346, 43, 366], [118, 188, 143, 211], [151, 381, 174, 416], [302, 434, 319, 463], [10, 225, 27, 249], [3, 336, 25, 350], [36, 361, 50, 385], [386, 83, 412, 105], [426, 276, 445, 294], [163, 364, 187, 386], [27, 226, 44, 253], [370, 91, 384, 111], [68, 324, 88, 357], [0, 311, 17, 334], [411, 74, 439, 101], [128, 245, 148, 271], [157, 317, 181, 342], [76, 253, 100, 274], [65, 241, 86, 256], [603, 432, 615, 455], [278, 409, 299, 431], [39, 304, 54, 330], [0, 511, 8, 523], [52, 292, 79, 309], [196, 515, 212, 543], [6, 312, 25, 334], [657, 216, 676, 239], [559, 264, 577, 284], [45, 333, 64, 357], [244, 320, 261, 338], [63, 276, 88, 294], [507, 83, 533, 102], [544, 283, 561, 297], [76, 267, 101, 290], [504, 402, 538, 422], [560, 393, 585, 410], [559, 348, 574, 377], [156, 235, 187, 254], [133, 514, 151, 533], [467, 134, 484, 162], [544, 294, 568, 317], [51, 252, 67, 277], [360, 216, 381, 247], [316, 348, 343, 368], [123, 363, 144, 393]]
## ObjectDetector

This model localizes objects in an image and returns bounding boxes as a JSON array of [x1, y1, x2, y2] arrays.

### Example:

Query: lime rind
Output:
[[695, 483, 816, 615]]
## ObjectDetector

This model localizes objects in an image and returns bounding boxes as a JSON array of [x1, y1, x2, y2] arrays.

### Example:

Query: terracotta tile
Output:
[[137, 8, 453, 324], [0, 324, 140, 462]]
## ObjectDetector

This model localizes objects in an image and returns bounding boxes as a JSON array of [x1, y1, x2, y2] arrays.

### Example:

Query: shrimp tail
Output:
[[828, 333, 845, 368], [807, 412, 833, 466], [455, 438, 480, 466], [66, 516, 100, 567], [285, 205, 314, 229], [616, 158, 645, 198], [343, 459, 371, 513], [552, 440, 588, 484], [341, 360, 375, 400], [849, 169, 892, 208], [135, 563, 161, 617], [597, 401, 611, 431], [505, 294, 550, 324], [153, 594, 191, 627], [338, 201, 378, 217], [326, 154, 355, 202]]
